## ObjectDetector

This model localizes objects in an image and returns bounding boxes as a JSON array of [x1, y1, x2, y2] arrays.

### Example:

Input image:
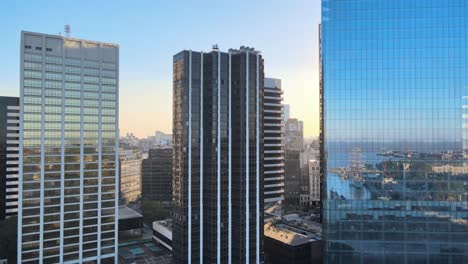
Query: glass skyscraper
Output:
[[18, 31, 119, 263], [322, 1, 468, 263], [172, 46, 264, 264]]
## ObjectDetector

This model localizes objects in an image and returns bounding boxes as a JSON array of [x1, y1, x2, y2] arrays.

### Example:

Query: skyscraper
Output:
[[263, 78, 285, 204], [18, 31, 119, 263], [172, 46, 264, 264], [322, 1, 468, 263], [0, 96, 19, 220], [141, 148, 172, 208]]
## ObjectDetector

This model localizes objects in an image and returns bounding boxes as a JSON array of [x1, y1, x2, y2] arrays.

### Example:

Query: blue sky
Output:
[[0, 0, 321, 137]]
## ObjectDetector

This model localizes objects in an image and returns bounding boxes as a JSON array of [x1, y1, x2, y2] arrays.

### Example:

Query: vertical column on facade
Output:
[[59, 38, 66, 263], [97, 44, 103, 263], [245, 51, 250, 264], [228, 52, 232, 264], [217, 50, 222, 264], [39, 34, 46, 264], [255, 53, 260, 264], [17, 34, 24, 264], [199, 52, 204, 264], [188, 50, 192, 263], [78, 40, 85, 262], [114, 44, 121, 263]]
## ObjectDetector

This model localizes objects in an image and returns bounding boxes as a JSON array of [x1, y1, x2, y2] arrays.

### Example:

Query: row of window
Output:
[[24, 96, 117, 107], [24, 87, 116, 99], [22, 156, 114, 163], [22, 178, 116, 190], [24, 105, 116, 116], [22, 244, 115, 262], [22, 225, 116, 240], [23, 199, 115, 211], [23, 115, 116, 124], [22, 189, 116, 200], [23, 162, 117, 171], [24, 140, 116, 147], [22, 146, 115, 152], [21, 176, 116, 185], [24, 53, 117, 67], [22, 140, 114, 147], [24, 82, 117, 93], [23, 162, 115, 171], [25, 73, 117, 84], [21, 175, 116, 188], [23, 131, 116, 138], [21, 174, 116, 183], [23, 122, 116, 131], [23, 154, 116, 163]]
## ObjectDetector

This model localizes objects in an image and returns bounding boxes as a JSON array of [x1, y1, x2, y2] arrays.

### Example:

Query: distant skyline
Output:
[[0, 0, 321, 137]]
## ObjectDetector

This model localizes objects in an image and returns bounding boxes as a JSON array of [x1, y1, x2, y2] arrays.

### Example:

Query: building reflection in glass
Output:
[[321, 1, 468, 263]]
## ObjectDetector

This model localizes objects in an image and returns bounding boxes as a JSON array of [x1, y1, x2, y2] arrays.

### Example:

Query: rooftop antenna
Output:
[[64, 25, 71, 37]]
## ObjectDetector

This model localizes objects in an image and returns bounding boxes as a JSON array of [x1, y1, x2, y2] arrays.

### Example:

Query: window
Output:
[[45, 56, 62, 64], [35, 47, 42, 51], [25, 45, 32, 49], [24, 53, 42, 62], [46, 48, 52, 52]]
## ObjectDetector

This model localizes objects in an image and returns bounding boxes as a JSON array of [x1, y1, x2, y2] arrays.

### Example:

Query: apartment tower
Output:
[[263, 78, 285, 204], [0, 96, 20, 220]]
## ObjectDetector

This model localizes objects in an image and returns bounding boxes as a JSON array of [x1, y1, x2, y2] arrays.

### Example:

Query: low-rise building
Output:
[[152, 219, 173, 251], [264, 221, 322, 264], [118, 205, 144, 239]]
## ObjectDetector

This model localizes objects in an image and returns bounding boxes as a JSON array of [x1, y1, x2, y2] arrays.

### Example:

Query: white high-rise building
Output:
[[18, 31, 119, 263], [263, 78, 285, 203]]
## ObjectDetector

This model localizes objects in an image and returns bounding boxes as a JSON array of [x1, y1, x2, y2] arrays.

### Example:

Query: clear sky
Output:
[[0, 0, 321, 138]]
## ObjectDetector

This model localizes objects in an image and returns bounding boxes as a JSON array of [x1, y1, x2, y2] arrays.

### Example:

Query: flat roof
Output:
[[22, 30, 119, 47], [118, 205, 143, 220], [264, 222, 317, 246], [153, 219, 173, 231]]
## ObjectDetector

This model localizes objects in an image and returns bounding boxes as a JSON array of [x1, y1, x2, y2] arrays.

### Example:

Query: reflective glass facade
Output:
[[322, 1, 468, 263], [18, 31, 119, 263], [172, 47, 264, 264]]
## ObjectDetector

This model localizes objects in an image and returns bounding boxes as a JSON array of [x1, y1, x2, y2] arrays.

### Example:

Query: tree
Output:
[[141, 200, 169, 224], [0, 216, 17, 262]]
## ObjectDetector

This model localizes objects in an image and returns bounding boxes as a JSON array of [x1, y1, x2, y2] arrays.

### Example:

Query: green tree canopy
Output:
[[141, 200, 170, 224], [0, 216, 17, 262]]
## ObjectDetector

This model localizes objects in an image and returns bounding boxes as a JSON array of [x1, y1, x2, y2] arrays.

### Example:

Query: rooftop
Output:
[[264, 222, 318, 247], [119, 205, 143, 220], [153, 219, 173, 231]]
